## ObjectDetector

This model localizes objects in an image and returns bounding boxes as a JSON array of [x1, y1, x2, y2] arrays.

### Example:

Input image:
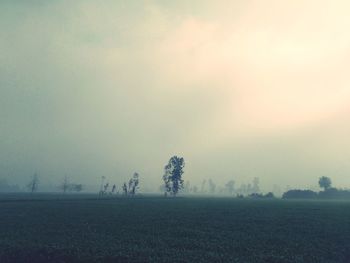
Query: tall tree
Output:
[[128, 173, 139, 196], [122, 183, 128, 196], [61, 176, 69, 193], [27, 173, 39, 193], [111, 184, 116, 194], [163, 156, 185, 196], [252, 177, 260, 193], [208, 179, 216, 194], [201, 179, 207, 193]]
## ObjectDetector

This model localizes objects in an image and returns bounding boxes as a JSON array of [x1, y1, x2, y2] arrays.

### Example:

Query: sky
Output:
[[1, 0, 350, 191]]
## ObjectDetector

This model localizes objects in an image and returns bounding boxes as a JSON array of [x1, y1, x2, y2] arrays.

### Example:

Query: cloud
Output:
[[1, 0, 350, 188]]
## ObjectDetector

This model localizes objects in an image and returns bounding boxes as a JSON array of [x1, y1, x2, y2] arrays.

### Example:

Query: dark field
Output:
[[1, 195, 350, 262]]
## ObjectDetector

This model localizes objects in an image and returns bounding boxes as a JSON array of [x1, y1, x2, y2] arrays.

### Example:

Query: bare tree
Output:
[[103, 183, 109, 193], [200, 179, 207, 193], [60, 176, 69, 193], [208, 179, 216, 194], [252, 177, 260, 193], [122, 183, 128, 195], [111, 184, 116, 194], [27, 173, 39, 193], [99, 176, 106, 196]]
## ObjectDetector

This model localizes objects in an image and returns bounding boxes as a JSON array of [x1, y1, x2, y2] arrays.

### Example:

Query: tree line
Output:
[[12, 157, 350, 200]]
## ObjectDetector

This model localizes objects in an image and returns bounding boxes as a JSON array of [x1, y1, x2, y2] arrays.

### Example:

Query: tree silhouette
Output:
[[163, 156, 185, 196], [27, 173, 39, 193], [319, 176, 332, 191], [252, 177, 260, 193], [111, 184, 116, 194], [60, 176, 69, 193], [208, 179, 216, 194], [122, 183, 128, 195], [128, 172, 139, 196]]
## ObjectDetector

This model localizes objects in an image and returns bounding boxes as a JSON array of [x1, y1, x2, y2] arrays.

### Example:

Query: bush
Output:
[[248, 192, 275, 199], [282, 190, 318, 199], [318, 188, 350, 199]]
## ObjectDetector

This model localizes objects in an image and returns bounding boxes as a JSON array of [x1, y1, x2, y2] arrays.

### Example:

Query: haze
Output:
[[1, 0, 350, 191]]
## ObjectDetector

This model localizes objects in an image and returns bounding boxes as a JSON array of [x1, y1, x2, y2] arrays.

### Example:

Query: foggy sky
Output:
[[1, 0, 350, 191]]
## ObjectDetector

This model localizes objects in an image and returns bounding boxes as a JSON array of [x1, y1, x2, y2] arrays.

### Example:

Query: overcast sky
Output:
[[1, 0, 350, 191]]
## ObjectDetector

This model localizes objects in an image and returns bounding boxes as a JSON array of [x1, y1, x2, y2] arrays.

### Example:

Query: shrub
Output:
[[282, 189, 318, 199]]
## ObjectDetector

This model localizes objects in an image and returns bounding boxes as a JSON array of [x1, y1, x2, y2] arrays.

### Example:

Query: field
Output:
[[1, 194, 350, 262]]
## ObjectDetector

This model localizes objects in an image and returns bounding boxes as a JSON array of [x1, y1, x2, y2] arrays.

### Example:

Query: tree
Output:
[[225, 180, 235, 195], [99, 176, 106, 195], [27, 173, 39, 193], [111, 184, 116, 194], [200, 179, 207, 193], [252, 177, 260, 193], [60, 176, 69, 193], [208, 179, 216, 194], [122, 183, 128, 196], [70, 184, 83, 192], [163, 156, 185, 196], [128, 173, 139, 196], [319, 176, 332, 191], [282, 189, 317, 199]]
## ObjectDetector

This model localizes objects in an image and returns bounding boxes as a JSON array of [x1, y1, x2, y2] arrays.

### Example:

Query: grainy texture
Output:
[[0, 195, 350, 262]]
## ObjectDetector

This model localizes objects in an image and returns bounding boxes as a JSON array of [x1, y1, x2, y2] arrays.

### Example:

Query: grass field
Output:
[[0, 194, 350, 262]]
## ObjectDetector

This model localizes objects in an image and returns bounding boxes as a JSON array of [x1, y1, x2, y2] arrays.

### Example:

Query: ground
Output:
[[0, 194, 350, 262]]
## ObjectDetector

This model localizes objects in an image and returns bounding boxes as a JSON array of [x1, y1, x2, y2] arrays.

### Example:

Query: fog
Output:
[[1, 0, 350, 192]]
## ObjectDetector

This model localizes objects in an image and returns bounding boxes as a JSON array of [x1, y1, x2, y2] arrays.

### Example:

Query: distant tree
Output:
[[318, 188, 350, 199], [182, 181, 191, 194], [122, 183, 128, 196], [249, 192, 275, 199], [163, 156, 185, 196], [111, 184, 116, 194], [27, 173, 39, 193], [237, 183, 247, 195], [200, 179, 207, 193], [246, 183, 253, 194], [208, 179, 216, 194], [264, 192, 275, 198], [69, 184, 83, 192], [104, 183, 109, 193], [282, 189, 318, 199], [319, 176, 332, 191], [99, 176, 106, 196], [60, 176, 70, 193], [128, 172, 139, 196], [225, 180, 235, 195], [252, 177, 260, 193]]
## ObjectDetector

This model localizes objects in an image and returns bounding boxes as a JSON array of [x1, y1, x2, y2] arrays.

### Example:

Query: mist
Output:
[[1, 0, 350, 192]]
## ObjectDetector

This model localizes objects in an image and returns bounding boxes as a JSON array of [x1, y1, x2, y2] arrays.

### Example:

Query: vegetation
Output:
[[128, 172, 140, 196], [27, 173, 39, 193], [163, 156, 185, 196], [282, 189, 318, 199], [319, 176, 332, 190]]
